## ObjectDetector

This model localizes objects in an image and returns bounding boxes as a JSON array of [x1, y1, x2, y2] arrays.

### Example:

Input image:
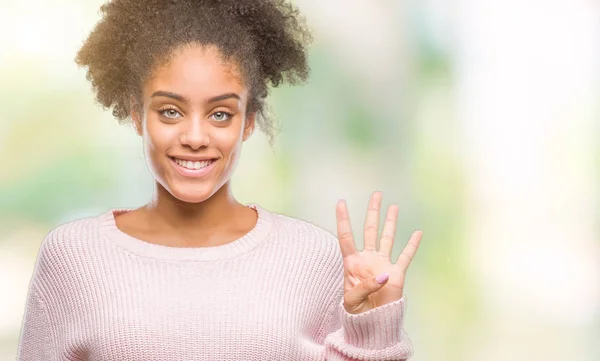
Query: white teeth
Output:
[[174, 158, 213, 170]]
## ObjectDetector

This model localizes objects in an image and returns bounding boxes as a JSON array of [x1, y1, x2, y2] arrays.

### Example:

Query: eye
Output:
[[159, 108, 182, 119], [210, 111, 233, 122]]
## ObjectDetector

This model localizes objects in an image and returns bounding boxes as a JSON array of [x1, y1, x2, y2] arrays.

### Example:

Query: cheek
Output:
[[214, 124, 245, 154], [143, 119, 176, 161], [146, 115, 176, 141]]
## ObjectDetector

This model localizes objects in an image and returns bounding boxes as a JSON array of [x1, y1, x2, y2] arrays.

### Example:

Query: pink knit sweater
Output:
[[17, 204, 413, 360]]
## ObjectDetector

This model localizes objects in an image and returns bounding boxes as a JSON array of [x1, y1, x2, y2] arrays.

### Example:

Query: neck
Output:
[[142, 181, 246, 235]]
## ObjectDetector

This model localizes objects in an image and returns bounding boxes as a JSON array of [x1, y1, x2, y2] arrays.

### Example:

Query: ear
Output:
[[130, 95, 143, 136], [242, 112, 256, 142]]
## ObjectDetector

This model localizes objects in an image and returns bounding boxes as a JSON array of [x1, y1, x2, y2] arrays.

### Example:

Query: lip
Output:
[[169, 156, 217, 178], [170, 155, 217, 162]]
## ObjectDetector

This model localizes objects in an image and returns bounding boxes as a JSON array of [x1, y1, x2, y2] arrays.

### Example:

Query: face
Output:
[[131, 45, 255, 204]]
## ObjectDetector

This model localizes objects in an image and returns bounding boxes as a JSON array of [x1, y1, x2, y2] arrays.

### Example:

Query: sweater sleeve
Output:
[[321, 291, 414, 360], [16, 231, 59, 361], [16, 283, 54, 360]]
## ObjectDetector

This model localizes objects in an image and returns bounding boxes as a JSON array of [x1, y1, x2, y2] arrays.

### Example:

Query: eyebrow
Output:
[[150, 91, 241, 104]]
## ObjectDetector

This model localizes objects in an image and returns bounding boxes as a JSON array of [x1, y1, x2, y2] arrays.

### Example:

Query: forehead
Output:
[[144, 45, 247, 99]]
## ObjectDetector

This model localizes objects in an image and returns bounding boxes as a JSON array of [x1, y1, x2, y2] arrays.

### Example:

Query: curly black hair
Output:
[[75, 0, 313, 145]]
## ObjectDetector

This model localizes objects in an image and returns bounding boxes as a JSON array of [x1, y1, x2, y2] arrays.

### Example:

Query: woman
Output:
[[17, 0, 423, 360]]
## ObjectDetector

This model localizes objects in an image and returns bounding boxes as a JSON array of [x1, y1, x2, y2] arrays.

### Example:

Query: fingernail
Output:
[[376, 272, 389, 284]]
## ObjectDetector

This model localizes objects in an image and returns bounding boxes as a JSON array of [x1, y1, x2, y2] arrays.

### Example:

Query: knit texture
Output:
[[17, 204, 413, 360]]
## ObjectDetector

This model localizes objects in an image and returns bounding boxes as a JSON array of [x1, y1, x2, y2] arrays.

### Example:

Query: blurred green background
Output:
[[1, 0, 598, 360]]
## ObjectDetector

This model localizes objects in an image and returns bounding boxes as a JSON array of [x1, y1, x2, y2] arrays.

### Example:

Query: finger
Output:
[[336, 200, 358, 258], [395, 230, 423, 273], [363, 191, 382, 252], [378, 204, 399, 259], [345, 272, 390, 313]]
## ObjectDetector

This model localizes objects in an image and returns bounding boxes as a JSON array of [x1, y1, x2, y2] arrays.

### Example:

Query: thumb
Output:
[[347, 272, 390, 308]]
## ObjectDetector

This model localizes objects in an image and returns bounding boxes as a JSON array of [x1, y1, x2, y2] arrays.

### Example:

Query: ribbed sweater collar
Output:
[[97, 203, 273, 262]]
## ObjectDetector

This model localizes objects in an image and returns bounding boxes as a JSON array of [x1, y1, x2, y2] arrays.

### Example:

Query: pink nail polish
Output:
[[376, 272, 389, 284]]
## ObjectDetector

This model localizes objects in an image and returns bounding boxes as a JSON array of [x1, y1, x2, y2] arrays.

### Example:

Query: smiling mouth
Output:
[[170, 157, 216, 170]]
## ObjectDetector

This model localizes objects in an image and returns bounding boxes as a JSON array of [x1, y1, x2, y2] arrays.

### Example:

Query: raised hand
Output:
[[336, 191, 423, 314]]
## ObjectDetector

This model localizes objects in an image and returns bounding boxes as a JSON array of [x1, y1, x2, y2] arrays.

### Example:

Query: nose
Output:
[[179, 116, 209, 149]]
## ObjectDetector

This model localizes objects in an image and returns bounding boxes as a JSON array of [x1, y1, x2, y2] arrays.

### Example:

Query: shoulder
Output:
[[263, 207, 346, 298], [262, 207, 343, 264], [28, 210, 108, 293], [268, 209, 338, 244], [37, 210, 107, 263]]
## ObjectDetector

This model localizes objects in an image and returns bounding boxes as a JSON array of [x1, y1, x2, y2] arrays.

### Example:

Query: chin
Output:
[[167, 183, 218, 204], [175, 194, 211, 204]]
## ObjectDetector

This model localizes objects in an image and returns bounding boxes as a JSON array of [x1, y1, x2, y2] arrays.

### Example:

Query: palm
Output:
[[336, 192, 422, 314]]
